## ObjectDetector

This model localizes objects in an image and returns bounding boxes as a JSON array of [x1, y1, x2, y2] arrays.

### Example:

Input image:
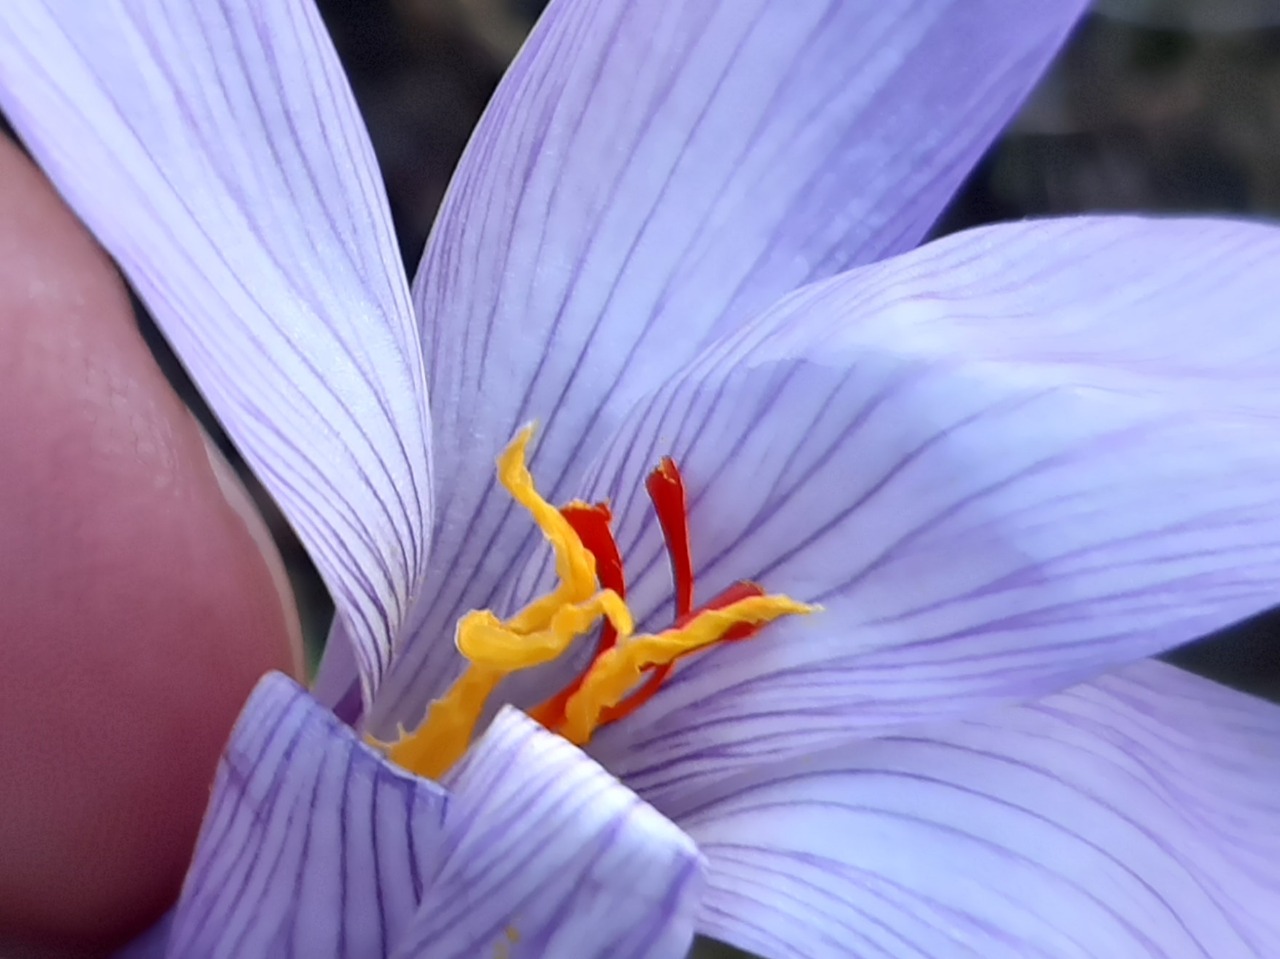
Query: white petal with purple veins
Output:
[[576, 215, 1280, 793], [0, 0, 432, 701], [673, 662, 1280, 959], [394, 708, 705, 959], [166, 674, 447, 959]]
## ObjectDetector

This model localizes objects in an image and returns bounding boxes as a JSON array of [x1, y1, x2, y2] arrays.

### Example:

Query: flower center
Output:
[[377, 427, 814, 779]]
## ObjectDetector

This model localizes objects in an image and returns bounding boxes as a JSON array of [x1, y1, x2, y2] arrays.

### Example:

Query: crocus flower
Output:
[[4, 0, 1280, 956]]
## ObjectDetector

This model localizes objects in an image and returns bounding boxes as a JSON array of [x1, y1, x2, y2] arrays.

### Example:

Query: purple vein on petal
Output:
[[166, 675, 447, 959]]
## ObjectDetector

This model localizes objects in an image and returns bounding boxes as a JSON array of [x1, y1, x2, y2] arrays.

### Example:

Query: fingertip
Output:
[[0, 135, 304, 950]]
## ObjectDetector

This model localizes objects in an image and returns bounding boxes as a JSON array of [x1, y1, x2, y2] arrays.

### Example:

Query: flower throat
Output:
[[377, 427, 814, 779]]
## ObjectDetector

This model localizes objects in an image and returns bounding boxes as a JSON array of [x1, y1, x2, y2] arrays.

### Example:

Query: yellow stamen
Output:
[[373, 425, 815, 781], [495, 426, 598, 631], [558, 595, 816, 745], [374, 426, 627, 779], [382, 663, 502, 779], [456, 592, 632, 670]]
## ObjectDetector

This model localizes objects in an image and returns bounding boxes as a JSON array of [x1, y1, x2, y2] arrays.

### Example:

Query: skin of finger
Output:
[[0, 136, 304, 952]]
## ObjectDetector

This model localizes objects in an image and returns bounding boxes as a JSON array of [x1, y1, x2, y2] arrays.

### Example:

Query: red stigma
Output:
[[531, 460, 767, 731]]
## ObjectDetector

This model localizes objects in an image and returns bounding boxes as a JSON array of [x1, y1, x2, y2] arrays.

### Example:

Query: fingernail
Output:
[[199, 428, 306, 679]]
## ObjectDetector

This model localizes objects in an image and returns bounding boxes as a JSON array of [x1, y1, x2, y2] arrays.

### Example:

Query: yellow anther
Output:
[[374, 426, 817, 782], [456, 591, 633, 669], [377, 426, 624, 780], [558, 595, 817, 745], [379, 663, 503, 780], [497, 426, 599, 632]]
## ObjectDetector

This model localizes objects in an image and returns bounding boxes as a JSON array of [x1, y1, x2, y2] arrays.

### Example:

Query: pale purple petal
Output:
[[573, 215, 1280, 793], [312, 616, 364, 724], [0, 1, 432, 700], [393, 708, 704, 959], [370, 0, 1085, 729], [678, 662, 1280, 959], [165, 674, 446, 959]]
